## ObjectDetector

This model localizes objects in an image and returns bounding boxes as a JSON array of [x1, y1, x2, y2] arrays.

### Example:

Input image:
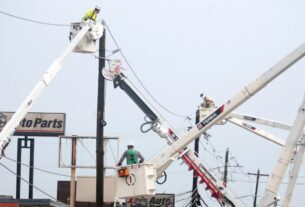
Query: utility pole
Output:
[[223, 148, 229, 185], [70, 136, 77, 207], [191, 109, 201, 207], [96, 28, 106, 207], [248, 169, 268, 207]]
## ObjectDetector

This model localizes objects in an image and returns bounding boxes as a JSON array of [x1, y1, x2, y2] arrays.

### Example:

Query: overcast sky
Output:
[[1, 0, 305, 206]]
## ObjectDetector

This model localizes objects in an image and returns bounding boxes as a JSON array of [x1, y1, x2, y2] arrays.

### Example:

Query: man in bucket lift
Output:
[[201, 96, 215, 109], [82, 6, 101, 21], [117, 141, 145, 166]]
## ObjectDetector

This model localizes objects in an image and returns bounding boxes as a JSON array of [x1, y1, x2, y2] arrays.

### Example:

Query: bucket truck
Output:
[[105, 41, 305, 206], [0, 20, 104, 157], [104, 67, 240, 207]]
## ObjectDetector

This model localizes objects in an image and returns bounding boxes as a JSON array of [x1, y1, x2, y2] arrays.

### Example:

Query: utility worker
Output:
[[117, 141, 144, 166], [201, 96, 215, 108], [82, 6, 101, 21]]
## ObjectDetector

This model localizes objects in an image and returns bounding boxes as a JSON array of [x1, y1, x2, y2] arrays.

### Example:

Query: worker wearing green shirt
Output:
[[82, 6, 100, 21], [117, 141, 145, 166]]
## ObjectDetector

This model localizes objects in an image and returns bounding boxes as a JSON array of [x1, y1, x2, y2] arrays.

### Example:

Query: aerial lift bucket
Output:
[[70, 21, 103, 53], [116, 163, 157, 198]]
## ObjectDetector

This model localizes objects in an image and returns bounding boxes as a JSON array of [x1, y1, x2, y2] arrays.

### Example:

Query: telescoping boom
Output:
[[110, 41, 305, 206], [0, 21, 103, 157], [111, 73, 241, 206], [151, 41, 305, 172]]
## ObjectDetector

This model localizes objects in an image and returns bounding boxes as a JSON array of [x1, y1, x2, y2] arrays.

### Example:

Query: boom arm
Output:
[[229, 112, 305, 134], [110, 40, 305, 206], [259, 95, 305, 206], [111, 72, 241, 206], [0, 22, 98, 157], [227, 117, 285, 146], [150, 41, 305, 173], [282, 135, 305, 206]]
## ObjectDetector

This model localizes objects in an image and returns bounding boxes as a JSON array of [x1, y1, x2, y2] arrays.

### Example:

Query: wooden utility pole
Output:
[[96, 28, 106, 207], [223, 148, 229, 185], [248, 169, 268, 207], [191, 109, 201, 207], [70, 136, 77, 207]]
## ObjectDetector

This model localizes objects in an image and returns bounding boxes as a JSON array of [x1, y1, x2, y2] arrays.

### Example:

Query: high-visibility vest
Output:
[[127, 149, 138, 165], [82, 9, 97, 21]]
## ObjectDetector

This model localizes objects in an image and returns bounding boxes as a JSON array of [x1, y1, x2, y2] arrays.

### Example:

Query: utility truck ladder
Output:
[[0, 20, 103, 157]]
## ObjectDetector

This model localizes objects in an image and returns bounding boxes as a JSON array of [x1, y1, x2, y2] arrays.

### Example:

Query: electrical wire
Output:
[[176, 197, 192, 203], [180, 194, 192, 207], [107, 139, 117, 162], [4, 156, 70, 178], [0, 163, 58, 200], [103, 20, 192, 119], [199, 139, 223, 162], [79, 139, 96, 161], [175, 190, 192, 197], [0, 10, 69, 27]]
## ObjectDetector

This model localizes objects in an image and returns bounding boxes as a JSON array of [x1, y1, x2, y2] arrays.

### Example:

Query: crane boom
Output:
[[150, 41, 305, 174], [229, 112, 305, 133], [111, 73, 240, 206], [227, 117, 285, 146], [110, 40, 305, 206], [0, 21, 101, 157], [200, 106, 285, 146], [259, 95, 305, 207], [282, 135, 305, 207]]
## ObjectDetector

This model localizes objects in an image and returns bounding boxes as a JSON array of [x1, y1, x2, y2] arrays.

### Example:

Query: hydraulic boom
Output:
[[0, 21, 103, 157], [108, 40, 305, 206]]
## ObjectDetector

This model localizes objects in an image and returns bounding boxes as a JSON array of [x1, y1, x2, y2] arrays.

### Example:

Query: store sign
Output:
[[126, 194, 174, 207], [0, 112, 65, 137]]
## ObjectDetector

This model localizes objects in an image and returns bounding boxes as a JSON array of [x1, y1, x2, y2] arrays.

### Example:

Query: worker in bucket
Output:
[[82, 6, 101, 21], [117, 141, 144, 166], [201, 96, 215, 108]]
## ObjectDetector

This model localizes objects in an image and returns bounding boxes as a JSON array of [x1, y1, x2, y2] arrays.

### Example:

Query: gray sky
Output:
[[1, 0, 305, 206]]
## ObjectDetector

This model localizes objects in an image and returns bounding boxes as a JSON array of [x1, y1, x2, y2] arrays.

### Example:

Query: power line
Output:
[[79, 139, 96, 161], [103, 20, 192, 119], [227, 179, 305, 185], [106, 139, 117, 162], [4, 156, 70, 178], [0, 10, 69, 27], [0, 9, 194, 119], [0, 163, 58, 200]]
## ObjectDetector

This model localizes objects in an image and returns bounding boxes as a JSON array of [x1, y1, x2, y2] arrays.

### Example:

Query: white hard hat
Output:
[[205, 96, 213, 102], [94, 6, 101, 12], [127, 141, 134, 147]]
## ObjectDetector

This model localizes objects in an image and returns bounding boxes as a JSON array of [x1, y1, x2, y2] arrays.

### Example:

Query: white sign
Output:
[[0, 112, 65, 137], [76, 176, 116, 203], [126, 194, 175, 207]]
